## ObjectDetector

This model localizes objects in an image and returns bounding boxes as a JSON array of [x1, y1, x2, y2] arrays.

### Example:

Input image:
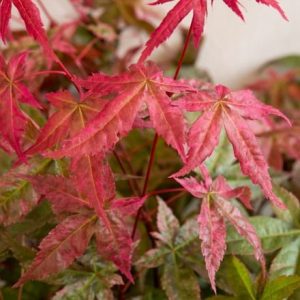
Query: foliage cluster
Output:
[[0, 0, 300, 299]]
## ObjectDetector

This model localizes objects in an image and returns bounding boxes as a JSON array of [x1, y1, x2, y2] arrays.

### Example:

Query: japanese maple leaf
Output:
[[0, 0, 51, 53], [15, 168, 146, 286], [175, 174, 265, 292], [47, 62, 193, 160], [0, 52, 41, 159], [26, 90, 104, 155], [172, 85, 290, 209], [26, 90, 117, 226], [139, 0, 287, 62]]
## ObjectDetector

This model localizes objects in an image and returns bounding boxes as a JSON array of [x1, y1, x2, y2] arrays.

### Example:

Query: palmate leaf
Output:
[[173, 85, 290, 209], [20, 171, 146, 284], [136, 199, 201, 299], [52, 249, 123, 300], [26, 91, 104, 155], [139, 0, 286, 62], [176, 175, 265, 291], [15, 214, 97, 287], [0, 52, 41, 159], [28, 90, 116, 225], [48, 62, 192, 160]]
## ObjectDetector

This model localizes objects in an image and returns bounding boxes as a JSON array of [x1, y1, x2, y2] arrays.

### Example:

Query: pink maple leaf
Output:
[[176, 173, 265, 292], [47, 62, 194, 160], [15, 160, 146, 286], [172, 85, 290, 209]]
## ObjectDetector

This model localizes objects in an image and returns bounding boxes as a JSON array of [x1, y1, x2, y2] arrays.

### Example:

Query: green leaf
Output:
[[53, 277, 117, 300], [270, 237, 300, 279], [223, 165, 288, 200], [273, 185, 300, 227], [226, 217, 300, 255], [260, 276, 300, 300], [175, 218, 199, 250], [8, 201, 54, 236], [161, 256, 201, 300], [135, 247, 170, 270], [218, 256, 255, 300], [51, 248, 123, 300], [262, 55, 300, 69]]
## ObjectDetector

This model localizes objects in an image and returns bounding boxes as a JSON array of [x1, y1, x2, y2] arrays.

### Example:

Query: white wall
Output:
[[12, 0, 300, 88], [196, 0, 300, 87]]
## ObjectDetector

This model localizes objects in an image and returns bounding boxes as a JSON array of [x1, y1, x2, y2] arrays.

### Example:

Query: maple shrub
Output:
[[1, 0, 300, 299]]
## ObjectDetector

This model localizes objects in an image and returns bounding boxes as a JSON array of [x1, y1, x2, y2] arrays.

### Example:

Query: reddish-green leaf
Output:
[[174, 85, 289, 208], [15, 214, 96, 286]]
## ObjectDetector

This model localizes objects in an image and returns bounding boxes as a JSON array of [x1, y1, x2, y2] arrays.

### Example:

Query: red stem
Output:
[[173, 24, 193, 81], [76, 38, 98, 64], [52, 53, 83, 95], [146, 187, 185, 198], [130, 24, 193, 240], [31, 70, 66, 77], [113, 150, 140, 196], [131, 133, 159, 239], [121, 22, 194, 298]]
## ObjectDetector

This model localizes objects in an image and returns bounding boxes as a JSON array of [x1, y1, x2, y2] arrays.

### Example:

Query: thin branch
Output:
[[113, 150, 140, 196], [131, 133, 159, 239], [130, 23, 193, 241]]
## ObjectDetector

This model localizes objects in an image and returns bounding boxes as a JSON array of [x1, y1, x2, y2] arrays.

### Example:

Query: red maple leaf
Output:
[[176, 172, 265, 292], [47, 62, 194, 160], [172, 85, 290, 209], [0, 52, 41, 159], [15, 161, 146, 286], [139, 0, 287, 62], [26, 90, 105, 155]]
